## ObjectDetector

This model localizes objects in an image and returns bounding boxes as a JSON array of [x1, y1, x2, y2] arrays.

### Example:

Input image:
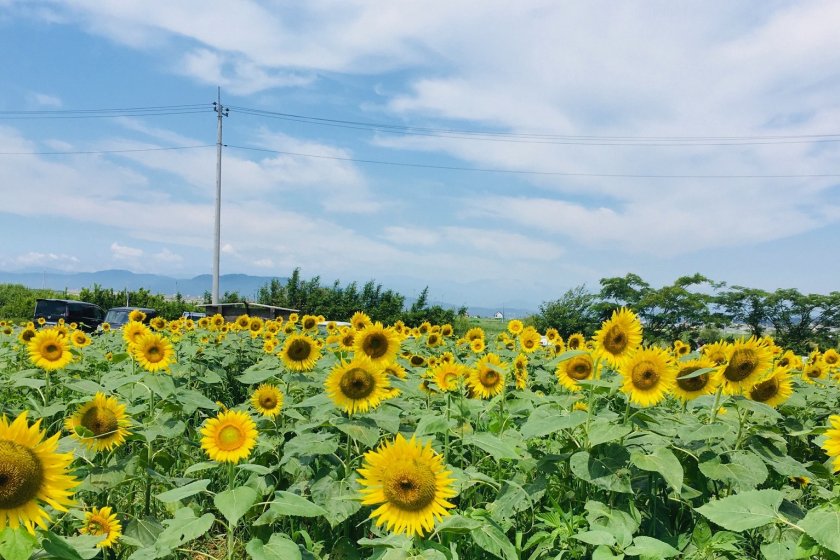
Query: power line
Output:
[[225, 144, 840, 179], [0, 145, 215, 155], [0, 104, 211, 120]]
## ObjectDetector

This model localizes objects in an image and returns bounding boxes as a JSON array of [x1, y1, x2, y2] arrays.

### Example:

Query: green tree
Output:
[[715, 285, 772, 337], [533, 285, 600, 337]]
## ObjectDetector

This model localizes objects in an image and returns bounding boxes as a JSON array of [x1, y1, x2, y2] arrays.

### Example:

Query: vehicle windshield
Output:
[[35, 301, 67, 322], [104, 310, 131, 325]]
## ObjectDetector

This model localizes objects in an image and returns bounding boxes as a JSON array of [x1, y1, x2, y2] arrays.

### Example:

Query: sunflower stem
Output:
[[144, 389, 155, 518], [734, 405, 750, 451], [227, 462, 235, 560], [584, 360, 600, 448], [622, 398, 632, 425], [708, 385, 724, 424]]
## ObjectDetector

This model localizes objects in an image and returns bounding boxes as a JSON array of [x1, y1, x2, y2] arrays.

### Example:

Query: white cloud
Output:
[[110, 242, 143, 259], [10, 252, 79, 270], [153, 248, 183, 263], [28, 92, 62, 108]]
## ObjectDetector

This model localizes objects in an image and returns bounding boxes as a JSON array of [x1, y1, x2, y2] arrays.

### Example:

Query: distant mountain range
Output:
[[0, 269, 536, 318]]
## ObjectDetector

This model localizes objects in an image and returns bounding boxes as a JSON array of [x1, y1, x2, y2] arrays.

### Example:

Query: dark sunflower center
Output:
[[339, 367, 375, 399], [0, 440, 44, 509], [250, 322, 261, 332], [383, 462, 437, 511], [287, 339, 312, 361], [604, 325, 628, 355], [81, 406, 120, 438], [410, 356, 425, 366], [750, 378, 779, 402], [778, 357, 790, 367], [826, 356, 838, 365], [303, 319, 316, 329], [479, 369, 500, 387], [259, 395, 278, 409], [569, 339, 581, 349], [631, 361, 660, 390], [43, 343, 62, 361], [724, 349, 758, 382], [676, 366, 708, 392], [363, 333, 388, 359], [806, 366, 821, 378], [145, 345, 163, 362], [22, 330, 35, 342], [567, 358, 592, 380], [428, 335, 439, 345]]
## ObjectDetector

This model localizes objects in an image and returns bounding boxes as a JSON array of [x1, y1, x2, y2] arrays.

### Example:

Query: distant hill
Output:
[[0, 269, 285, 300]]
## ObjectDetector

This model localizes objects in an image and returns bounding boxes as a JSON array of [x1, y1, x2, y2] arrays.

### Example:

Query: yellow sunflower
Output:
[[673, 340, 691, 358], [567, 333, 586, 350], [132, 332, 175, 372], [325, 355, 391, 414], [776, 349, 803, 371], [544, 328, 560, 343], [337, 328, 356, 351], [823, 348, 840, 369], [18, 327, 37, 345], [467, 353, 507, 399], [287, 312, 299, 324], [507, 319, 524, 335], [518, 327, 542, 354], [555, 352, 595, 392], [0, 411, 77, 533], [355, 323, 401, 365], [128, 309, 146, 323], [469, 338, 486, 354], [802, 361, 828, 384], [702, 340, 731, 366], [65, 392, 132, 452], [748, 367, 793, 408], [672, 357, 720, 402], [200, 410, 258, 463], [27, 328, 73, 370], [211, 314, 226, 329], [301, 314, 319, 331], [619, 346, 676, 407], [250, 384, 284, 418], [262, 339, 277, 354], [426, 332, 443, 348], [464, 327, 485, 343], [593, 308, 643, 369], [351, 311, 372, 331], [440, 324, 453, 337], [148, 316, 166, 331], [69, 330, 90, 348], [409, 355, 427, 368], [357, 433, 457, 537], [822, 415, 840, 472], [80, 506, 122, 548], [432, 362, 466, 392], [122, 321, 150, 347], [719, 337, 773, 394], [279, 334, 321, 372], [418, 322, 432, 336], [235, 314, 250, 330], [248, 317, 264, 337]]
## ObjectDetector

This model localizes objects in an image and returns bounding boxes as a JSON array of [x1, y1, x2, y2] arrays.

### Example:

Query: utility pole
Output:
[[211, 87, 229, 305]]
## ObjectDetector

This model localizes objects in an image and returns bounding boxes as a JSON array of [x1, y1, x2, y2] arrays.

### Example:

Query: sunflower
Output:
[[748, 367, 793, 408], [544, 328, 560, 343], [802, 362, 828, 384], [619, 347, 676, 407], [355, 323, 401, 365], [383, 362, 408, 379], [67, 330, 90, 348], [507, 319, 524, 335], [100, 322, 112, 332], [80, 506, 122, 548], [432, 362, 465, 392], [518, 327, 542, 354], [234, 314, 250, 330], [351, 311, 372, 331], [470, 338, 486, 354], [65, 392, 132, 452], [132, 332, 175, 372], [262, 339, 277, 354], [325, 355, 391, 414], [567, 333, 586, 350], [822, 416, 840, 472], [279, 334, 321, 372], [211, 314, 226, 329], [0, 411, 77, 533], [127, 309, 146, 323], [28, 328, 73, 370], [776, 349, 803, 370], [719, 337, 773, 394], [555, 352, 595, 392], [426, 332, 443, 348], [418, 322, 432, 336], [357, 433, 457, 537], [467, 353, 506, 399], [122, 321, 150, 347], [200, 410, 258, 463], [338, 328, 356, 351], [464, 327, 485, 343], [297, 314, 315, 331], [593, 308, 643, 369], [440, 324, 454, 337], [248, 317, 264, 337], [250, 384, 284, 418], [18, 327, 37, 345], [673, 340, 691, 358], [702, 340, 731, 366], [409, 355, 427, 368], [823, 348, 840, 369], [672, 357, 720, 402]]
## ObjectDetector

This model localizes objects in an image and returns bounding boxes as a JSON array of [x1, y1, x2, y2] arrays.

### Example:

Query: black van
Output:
[[34, 299, 106, 332], [103, 307, 159, 328]]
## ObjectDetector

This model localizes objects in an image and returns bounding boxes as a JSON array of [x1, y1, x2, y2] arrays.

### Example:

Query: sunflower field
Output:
[[2, 309, 840, 560]]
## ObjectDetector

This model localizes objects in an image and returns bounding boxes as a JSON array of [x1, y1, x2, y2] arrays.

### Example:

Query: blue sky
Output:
[[1, 1, 839, 309]]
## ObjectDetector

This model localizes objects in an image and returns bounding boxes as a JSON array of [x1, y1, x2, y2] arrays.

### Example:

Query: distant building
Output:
[[494, 311, 504, 319]]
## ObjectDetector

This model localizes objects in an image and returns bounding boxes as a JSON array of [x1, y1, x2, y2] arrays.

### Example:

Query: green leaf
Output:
[[246, 534, 302, 560], [40, 532, 96, 560], [155, 479, 210, 503], [573, 530, 616, 546], [310, 476, 362, 527], [433, 515, 483, 535], [255, 491, 328, 524], [66, 379, 106, 394], [699, 451, 768, 490], [415, 414, 449, 436], [215, 486, 259, 526], [625, 536, 680, 558], [464, 432, 520, 460], [237, 370, 279, 384], [121, 517, 164, 548], [333, 418, 381, 448], [588, 419, 632, 447], [176, 389, 218, 411], [630, 447, 684, 495], [0, 528, 38, 560], [155, 508, 215, 551], [521, 408, 587, 439], [798, 509, 840, 555], [570, 446, 632, 493], [695, 489, 783, 531], [469, 517, 518, 560]]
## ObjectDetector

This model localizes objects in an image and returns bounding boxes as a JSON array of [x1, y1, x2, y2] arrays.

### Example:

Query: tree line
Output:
[[533, 273, 840, 353]]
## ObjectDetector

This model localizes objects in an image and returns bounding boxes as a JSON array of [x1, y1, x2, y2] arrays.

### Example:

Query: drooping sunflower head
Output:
[[467, 353, 506, 399], [250, 384, 284, 418], [720, 337, 773, 394], [593, 308, 643, 369], [672, 357, 720, 402], [128, 309, 146, 323], [65, 392, 132, 452], [432, 362, 465, 392], [748, 367, 793, 408], [351, 311, 372, 331], [555, 352, 595, 392], [132, 332, 175, 373], [200, 410, 258, 464], [80, 506, 122, 548], [355, 323, 401, 364], [325, 355, 391, 414], [28, 328, 73, 371], [279, 334, 321, 372], [357, 433, 457, 537], [518, 327, 542, 354], [567, 333, 586, 350], [619, 346, 676, 407], [802, 362, 827, 384], [507, 319, 524, 335], [0, 411, 78, 533]]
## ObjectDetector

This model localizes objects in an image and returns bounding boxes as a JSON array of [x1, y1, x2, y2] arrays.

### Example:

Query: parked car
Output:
[[181, 311, 206, 321], [103, 307, 159, 328], [33, 299, 106, 332]]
